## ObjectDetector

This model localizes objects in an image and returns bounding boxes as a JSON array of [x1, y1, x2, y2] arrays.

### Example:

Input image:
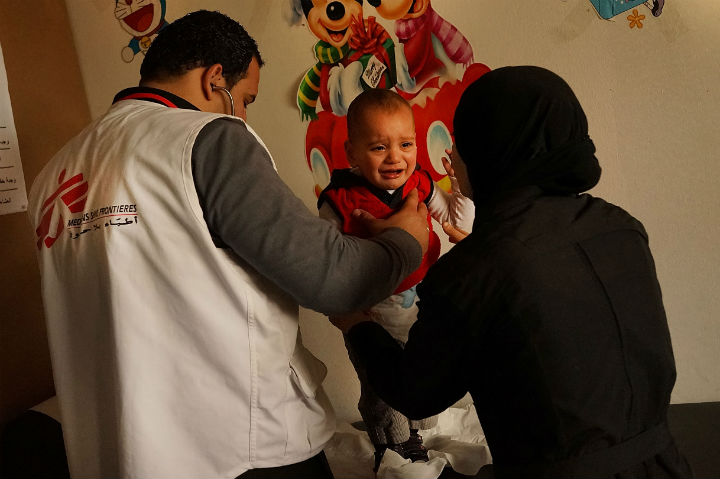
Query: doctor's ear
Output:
[[202, 64, 225, 100]]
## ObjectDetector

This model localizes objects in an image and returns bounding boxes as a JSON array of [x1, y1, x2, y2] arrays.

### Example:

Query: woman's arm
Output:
[[344, 296, 470, 419]]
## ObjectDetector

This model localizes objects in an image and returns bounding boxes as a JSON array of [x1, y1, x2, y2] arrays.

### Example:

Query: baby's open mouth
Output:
[[380, 168, 405, 179], [326, 27, 348, 43]]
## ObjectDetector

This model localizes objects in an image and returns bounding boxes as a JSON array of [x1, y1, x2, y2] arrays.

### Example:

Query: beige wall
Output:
[[58, 0, 720, 423], [0, 1, 92, 425]]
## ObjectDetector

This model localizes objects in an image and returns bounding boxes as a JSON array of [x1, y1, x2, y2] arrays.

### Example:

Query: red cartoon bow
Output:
[[348, 15, 392, 67]]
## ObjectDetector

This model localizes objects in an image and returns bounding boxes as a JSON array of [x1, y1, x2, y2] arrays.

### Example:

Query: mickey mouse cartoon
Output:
[[295, 0, 399, 120]]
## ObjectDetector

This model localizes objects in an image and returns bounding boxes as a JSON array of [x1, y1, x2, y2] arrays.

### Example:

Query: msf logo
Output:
[[35, 169, 88, 249]]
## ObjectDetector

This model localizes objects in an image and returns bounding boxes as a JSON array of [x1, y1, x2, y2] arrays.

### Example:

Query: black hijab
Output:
[[453, 66, 601, 203]]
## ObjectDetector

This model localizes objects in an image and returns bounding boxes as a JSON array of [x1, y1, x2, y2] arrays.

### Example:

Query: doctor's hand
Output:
[[442, 221, 470, 244], [330, 310, 377, 335], [353, 188, 429, 255]]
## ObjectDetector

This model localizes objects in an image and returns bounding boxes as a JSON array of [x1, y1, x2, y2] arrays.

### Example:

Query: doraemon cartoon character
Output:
[[115, 0, 169, 63], [294, 0, 399, 120], [368, 0, 474, 90]]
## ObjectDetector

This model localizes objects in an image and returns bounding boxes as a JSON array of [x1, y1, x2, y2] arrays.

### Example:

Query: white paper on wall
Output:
[[0, 42, 28, 216]]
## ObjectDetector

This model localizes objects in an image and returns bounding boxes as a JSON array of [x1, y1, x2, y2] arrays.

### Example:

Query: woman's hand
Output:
[[329, 310, 377, 334], [442, 221, 469, 244]]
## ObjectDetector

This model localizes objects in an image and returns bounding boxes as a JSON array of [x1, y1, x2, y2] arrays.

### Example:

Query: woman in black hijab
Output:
[[334, 66, 692, 478]]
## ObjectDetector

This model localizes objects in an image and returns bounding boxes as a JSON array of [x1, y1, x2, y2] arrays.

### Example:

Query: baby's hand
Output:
[[442, 221, 470, 244], [442, 148, 456, 178]]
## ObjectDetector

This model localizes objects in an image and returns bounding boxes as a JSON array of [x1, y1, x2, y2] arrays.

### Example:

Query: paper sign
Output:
[[0, 42, 28, 215], [362, 55, 387, 89]]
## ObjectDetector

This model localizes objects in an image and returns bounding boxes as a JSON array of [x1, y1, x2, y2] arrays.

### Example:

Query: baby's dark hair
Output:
[[346, 89, 413, 141], [140, 10, 263, 88]]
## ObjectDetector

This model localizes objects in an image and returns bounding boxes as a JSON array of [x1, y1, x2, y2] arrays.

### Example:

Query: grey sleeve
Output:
[[192, 118, 422, 315]]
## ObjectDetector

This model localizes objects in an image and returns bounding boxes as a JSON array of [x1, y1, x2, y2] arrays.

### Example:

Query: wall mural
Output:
[[588, 0, 664, 22], [115, 0, 170, 63], [291, 0, 490, 197]]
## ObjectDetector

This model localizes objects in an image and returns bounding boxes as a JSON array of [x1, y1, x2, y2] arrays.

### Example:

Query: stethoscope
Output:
[[211, 84, 235, 117]]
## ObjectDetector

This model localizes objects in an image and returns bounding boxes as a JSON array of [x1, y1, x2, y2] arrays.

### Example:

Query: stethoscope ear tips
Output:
[[211, 84, 235, 116]]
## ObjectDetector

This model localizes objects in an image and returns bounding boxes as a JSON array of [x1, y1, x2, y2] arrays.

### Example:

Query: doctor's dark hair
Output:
[[140, 10, 264, 88]]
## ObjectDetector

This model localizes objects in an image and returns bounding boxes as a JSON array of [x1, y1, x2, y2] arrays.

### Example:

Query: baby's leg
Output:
[[344, 335, 410, 443], [344, 335, 411, 471], [408, 415, 438, 431]]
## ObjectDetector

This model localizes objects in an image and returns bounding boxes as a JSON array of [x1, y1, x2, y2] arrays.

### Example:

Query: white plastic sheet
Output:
[[325, 404, 492, 478]]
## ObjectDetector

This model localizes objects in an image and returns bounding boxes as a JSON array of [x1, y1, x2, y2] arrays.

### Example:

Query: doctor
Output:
[[28, 10, 428, 479]]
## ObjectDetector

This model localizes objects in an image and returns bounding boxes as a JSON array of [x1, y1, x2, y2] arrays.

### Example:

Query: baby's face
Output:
[[346, 106, 417, 190]]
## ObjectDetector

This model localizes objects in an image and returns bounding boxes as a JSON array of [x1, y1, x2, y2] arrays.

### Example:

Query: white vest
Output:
[[28, 100, 334, 478]]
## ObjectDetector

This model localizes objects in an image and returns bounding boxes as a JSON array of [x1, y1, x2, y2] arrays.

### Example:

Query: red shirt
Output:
[[319, 168, 441, 293]]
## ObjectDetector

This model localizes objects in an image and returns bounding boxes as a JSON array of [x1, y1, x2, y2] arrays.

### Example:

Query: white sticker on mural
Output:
[[0, 42, 28, 216], [362, 54, 388, 89]]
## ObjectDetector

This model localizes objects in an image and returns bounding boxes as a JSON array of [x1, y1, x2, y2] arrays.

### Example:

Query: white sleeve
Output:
[[427, 176, 475, 232]]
